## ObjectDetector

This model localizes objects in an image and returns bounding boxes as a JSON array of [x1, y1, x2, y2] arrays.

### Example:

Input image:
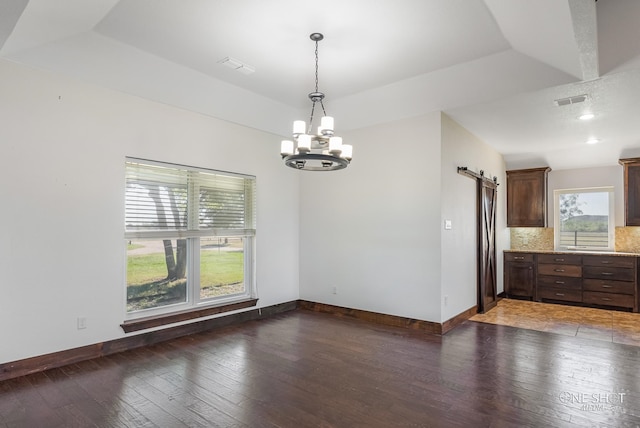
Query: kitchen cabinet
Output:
[[505, 251, 638, 312], [504, 252, 535, 299], [536, 254, 583, 303], [582, 255, 636, 311], [619, 158, 640, 226], [506, 167, 551, 227]]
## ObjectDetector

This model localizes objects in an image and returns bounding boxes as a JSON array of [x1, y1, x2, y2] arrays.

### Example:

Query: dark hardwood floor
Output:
[[1, 310, 640, 427]]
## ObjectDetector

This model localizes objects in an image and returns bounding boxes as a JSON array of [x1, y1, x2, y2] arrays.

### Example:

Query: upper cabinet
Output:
[[506, 167, 551, 227], [619, 158, 640, 226]]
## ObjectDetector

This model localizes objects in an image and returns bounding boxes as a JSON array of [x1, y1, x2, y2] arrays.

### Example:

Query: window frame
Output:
[[124, 158, 256, 320], [553, 186, 615, 251]]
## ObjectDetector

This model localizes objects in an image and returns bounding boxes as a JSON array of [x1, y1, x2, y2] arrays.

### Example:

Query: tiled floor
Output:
[[470, 298, 640, 346]]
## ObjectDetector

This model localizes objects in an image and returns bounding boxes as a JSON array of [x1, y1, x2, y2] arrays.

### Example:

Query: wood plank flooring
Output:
[[2, 309, 640, 427]]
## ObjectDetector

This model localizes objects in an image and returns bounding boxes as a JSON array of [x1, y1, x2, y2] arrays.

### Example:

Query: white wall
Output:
[[0, 57, 511, 365], [440, 114, 507, 321], [547, 165, 625, 227], [297, 112, 507, 324], [298, 113, 443, 322], [0, 59, 300, 363]]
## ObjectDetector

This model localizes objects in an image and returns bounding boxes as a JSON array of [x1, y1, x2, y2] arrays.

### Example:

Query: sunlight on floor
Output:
[[471, 298, 640, 346]]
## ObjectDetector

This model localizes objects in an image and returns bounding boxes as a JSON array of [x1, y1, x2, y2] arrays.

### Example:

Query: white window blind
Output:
[[125, 159, 255, 239]]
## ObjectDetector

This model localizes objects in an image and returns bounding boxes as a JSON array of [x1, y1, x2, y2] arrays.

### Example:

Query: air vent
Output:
[[219, 57, 255, 75], [554, 94, 588, 107]]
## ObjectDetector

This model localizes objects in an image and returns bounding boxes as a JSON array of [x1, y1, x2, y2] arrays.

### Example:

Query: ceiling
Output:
[[2, 0, 640, 170]]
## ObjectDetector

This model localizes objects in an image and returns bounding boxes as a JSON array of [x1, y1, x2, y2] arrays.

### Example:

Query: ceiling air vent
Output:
[[554, 94, 588, 107], [219, 57, 255, 75]]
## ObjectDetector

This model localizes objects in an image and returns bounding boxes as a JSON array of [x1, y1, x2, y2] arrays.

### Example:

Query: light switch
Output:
[[444, 220, 452, 230]]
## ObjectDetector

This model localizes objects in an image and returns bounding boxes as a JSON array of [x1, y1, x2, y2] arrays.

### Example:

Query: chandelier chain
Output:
[[314, 40, 319, 94], [312, 40, 327, 121]]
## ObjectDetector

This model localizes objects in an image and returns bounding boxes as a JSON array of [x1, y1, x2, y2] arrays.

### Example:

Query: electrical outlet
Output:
[[332, 286, 337, 295], [77, 317, 87, 330], [444, 296, 448, 306]]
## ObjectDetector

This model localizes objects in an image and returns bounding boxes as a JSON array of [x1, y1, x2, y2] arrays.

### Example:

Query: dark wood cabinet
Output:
[[504, 251, 638, 312], [504, 253, 535, 299], [536, 254, 583, 303], [582, 255, 637, 311], [506, 167, 551, 227], [619, 158, 640, 226]]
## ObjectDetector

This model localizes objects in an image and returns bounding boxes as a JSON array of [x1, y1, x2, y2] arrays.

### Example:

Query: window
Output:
[[124, 158, 256, 317], [553, 187, 614, 251]]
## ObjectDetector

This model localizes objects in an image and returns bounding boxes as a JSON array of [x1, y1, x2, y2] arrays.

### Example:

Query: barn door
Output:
[[478, 179, 498, 313]]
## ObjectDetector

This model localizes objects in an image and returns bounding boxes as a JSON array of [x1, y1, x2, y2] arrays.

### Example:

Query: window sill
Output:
[[120, 298, 258, 333]]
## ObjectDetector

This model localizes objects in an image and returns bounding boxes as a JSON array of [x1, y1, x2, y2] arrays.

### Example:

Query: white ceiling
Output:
[[2, 0, 640, 170]]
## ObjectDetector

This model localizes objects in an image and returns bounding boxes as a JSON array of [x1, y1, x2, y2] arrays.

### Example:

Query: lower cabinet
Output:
[[536, 254, 583, 304], [582, 255, 637, 311], [504, 252, 639, 312], [504, 253, 535, 299]]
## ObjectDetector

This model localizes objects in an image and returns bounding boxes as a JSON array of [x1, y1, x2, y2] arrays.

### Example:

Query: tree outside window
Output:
[[555, 188, 614, 250], [124, 159, 255, 316]]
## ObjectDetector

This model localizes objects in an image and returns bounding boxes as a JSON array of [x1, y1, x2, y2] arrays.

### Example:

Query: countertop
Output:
[[504, 249, 640, 257]]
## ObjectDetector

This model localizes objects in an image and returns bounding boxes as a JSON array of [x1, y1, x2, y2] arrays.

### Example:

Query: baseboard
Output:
[[441, 305, 478, 334], [0, 300, 297, 382], [297, 300, 477, 335], [1, 299, 478, 382]]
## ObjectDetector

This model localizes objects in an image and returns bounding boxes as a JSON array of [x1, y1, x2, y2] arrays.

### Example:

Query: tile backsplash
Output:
[[510, 227, 640, 253], [614, 227, 640, 253], [509, 228, 554, 251]]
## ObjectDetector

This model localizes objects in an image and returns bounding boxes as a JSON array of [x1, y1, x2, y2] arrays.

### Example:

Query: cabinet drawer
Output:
[[537, 264, 582, 277], [505, 253, 534, 263], [583, 291, 635, 308], [583, 266, 635, 282], [582, 255, 636, 268], [537, 275, 582, 290], [538, 287, 582, 303], [583, 279, 635, 295], [537, 254, 582, 265]]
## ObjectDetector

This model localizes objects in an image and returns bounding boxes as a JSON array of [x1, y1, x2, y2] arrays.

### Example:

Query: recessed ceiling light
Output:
[[579, 113, 595, 121], [586, 138, 600, 145]]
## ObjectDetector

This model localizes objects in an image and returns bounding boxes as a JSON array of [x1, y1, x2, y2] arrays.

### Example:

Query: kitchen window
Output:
[[553, 187, 614, 251], [124, 158, 256, 318]]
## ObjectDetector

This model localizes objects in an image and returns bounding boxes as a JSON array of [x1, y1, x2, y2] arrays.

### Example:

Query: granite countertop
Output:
[[505, 249, 640, 257]]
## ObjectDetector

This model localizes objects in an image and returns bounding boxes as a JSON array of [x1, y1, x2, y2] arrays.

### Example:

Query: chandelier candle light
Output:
[[280, 33, 352, 171]]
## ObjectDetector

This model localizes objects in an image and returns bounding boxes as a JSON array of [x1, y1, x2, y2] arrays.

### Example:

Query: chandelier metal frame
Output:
[[280, 33, 352, 171]]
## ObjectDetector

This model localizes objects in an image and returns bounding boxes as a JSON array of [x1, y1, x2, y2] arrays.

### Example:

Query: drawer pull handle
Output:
[[555, 281, 565, 284], [555, 258, 565, 262], [602, 285, 613, 288], [554, 269, 565, 272], [555, 293, 565, 296], [601, 272, 614, 276], [601, 261, 611, 264], [514, 256, 524, 260], [601, 297, 612, 301]]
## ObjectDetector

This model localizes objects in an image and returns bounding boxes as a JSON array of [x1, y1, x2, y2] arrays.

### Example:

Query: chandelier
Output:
[[280, 33, 352, 171]]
